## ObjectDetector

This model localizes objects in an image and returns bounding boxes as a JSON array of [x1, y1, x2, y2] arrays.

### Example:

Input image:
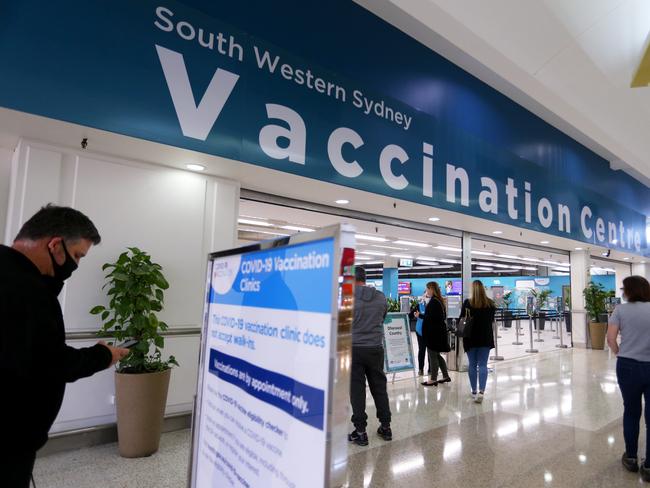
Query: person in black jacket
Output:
[[0, 205, 129, 487], [460, 280, 496, 403], [415, 282, 451, 386]]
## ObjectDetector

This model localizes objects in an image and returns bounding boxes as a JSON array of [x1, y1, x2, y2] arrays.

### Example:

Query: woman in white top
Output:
[[607, 275, 650, 482]]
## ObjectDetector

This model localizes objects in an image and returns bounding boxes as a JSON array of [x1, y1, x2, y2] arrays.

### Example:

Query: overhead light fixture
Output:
[[623, 257, 630, 260], [416, 255, 437, 261], [436, 245, 462, 252], [472, 251, 495, 256], [359, 250, 387, 256], [355, 234, 388, 242], [335, 199, 350, 204], [476, 266, 494, 271], [371, 244, 408, 250], [417, 260, 439, 266], [428, 217, 440, 222], [522, 267, 538, 271], [394, 240, 430, 248], [499, 254, 518, 259], [390, 254, 413, 259], [492, 231, 503, 235], [281, 225, 315, 233], [437, 258, 461, 264], [186, 164, 205, 171], [355, 256, 372, 260], [575, 247, 583, 251], [540, 241, 550, 244], [238, 218, 273, 227]]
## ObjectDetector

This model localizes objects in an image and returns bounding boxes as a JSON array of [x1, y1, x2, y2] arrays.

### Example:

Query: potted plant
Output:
[[90, 247, 178, 458], [502, 291, 513, 328], [583, 281, 608, 350], [386, 297, 401, 312], [531, 288, 552, 330]]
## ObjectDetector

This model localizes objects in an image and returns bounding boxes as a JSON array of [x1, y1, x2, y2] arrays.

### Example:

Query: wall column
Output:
[[570, 250, 590, 348], [613, 263, 632, 300], [632, 263, 650, 281], [462, 232, 472, 301]]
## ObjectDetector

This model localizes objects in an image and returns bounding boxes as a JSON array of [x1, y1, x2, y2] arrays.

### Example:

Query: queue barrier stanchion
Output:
[[556, 313, 568, 349], [512, 317, 523, 345], [526, 315, 539, 353], [534, 313, 544, 343], [490, 319, 504, 361], [552, 314, 561, 339]]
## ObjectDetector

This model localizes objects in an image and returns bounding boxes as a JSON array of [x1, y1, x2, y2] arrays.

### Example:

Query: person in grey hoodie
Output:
[[348, 267, 392, 446]]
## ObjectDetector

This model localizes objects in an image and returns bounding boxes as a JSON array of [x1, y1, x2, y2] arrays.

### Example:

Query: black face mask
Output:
[[46, 240, 78, 294]]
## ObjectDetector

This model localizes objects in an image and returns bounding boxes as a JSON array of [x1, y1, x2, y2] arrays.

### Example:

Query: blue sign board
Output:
[[0, 0, 647, 253]]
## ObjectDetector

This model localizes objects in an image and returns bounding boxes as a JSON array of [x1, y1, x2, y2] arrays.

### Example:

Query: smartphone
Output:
[[116, 339, 138, 349]]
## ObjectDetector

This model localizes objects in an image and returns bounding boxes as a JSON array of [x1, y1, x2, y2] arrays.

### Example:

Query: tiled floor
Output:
[[35, 348, 643, 487]]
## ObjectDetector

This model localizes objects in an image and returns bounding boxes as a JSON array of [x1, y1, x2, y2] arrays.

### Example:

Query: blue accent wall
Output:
[[382, 268, 399, 300]]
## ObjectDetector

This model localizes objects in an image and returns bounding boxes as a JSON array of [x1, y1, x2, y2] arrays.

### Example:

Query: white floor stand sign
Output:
[[188, 225, 355, 488], [382, 313, 416, 383]]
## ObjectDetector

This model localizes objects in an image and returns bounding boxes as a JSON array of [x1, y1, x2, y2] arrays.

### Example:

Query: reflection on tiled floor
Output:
[[35, 348, 643, 487]]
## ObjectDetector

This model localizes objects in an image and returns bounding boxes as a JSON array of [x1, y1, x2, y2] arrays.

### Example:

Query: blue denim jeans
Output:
[[467, 347, 491, 393], [616, 356, 650, 462]]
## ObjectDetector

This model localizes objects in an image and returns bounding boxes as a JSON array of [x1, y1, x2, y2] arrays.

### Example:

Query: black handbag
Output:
[[457, 308, 474, 338]]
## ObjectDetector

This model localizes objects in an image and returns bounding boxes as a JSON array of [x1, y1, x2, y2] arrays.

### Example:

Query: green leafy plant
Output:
[[530, 288, 552, 309], [583, 282, 608, 322], [502, 291, 513, 309], [90, 247, 179, 373], [386, 297, 401, 312]]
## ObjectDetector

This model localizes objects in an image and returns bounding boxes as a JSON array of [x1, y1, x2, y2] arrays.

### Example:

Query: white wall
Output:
[[5, 140, 239, 432], [570, 250, 590, 348], [0, 146, 13, 242]]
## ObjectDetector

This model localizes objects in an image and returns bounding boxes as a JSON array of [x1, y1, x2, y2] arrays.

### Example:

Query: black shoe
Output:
[[348, 430, 368, 446], [439, 377, 452, 383], [622, 453, 639, 472], [377, 425, 392, 441], [421, 381, 438, 386], [641, 461, 650, 481]]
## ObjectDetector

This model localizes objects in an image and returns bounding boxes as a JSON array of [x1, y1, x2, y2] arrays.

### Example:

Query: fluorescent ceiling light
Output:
[[540, 241, 550, 244], [417, 255, 438, 261], [238, 218, 273, 227], [371, 244, 408, 250], [492, 230, 503, 235], [436, 245, 462, 252], [393, 240, 430, 248], [575, 247, 583, 250], [498, 254, 519, 259], [523, 258, 540, 262], [522, 267, 538, 271], [359, 250, 387, 256], [437, 258, 461, 264], [238, 227, 290, 237], [493, 264, 511, 269], [355, 256, 372, 260], [335, 199, 349, 204], [472, 251, 495, 256], [623, 257, 630, 260], [417, 260, 439, 266], [356, 234, 388, 242], [281, 225, 315, 233], [428, 217, 440, 222], [186, 164, 205, 171], [391, 254, 413, 259], [476, 267, 494, 271]]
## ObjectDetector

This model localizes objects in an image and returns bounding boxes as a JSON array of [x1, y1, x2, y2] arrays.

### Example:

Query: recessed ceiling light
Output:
[[335, 199, 349, 204], [394, 240, 430, 248], [428, 217, 440, 222], [436, 245, 462, 252], [186, 164, 205, 171], [575, 247, 583, 251], [281, 225, 315, 233], [472, 251, 495, 256], [358, 250, 387, 256], [540, 241, 550, 244], [623, 257, 630, 260], [390, 254, 413, 259], [492, 231, 503, 235], [238, 218, 273, 227], [417, 260, 439, 266], [356, 234, 388, 242]]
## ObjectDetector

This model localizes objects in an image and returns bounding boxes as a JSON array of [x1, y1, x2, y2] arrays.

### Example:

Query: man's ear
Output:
[[46, 236, 63, 253]]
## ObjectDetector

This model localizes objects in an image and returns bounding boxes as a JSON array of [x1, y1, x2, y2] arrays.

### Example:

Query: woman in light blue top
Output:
[[607, 275, 650, 482]]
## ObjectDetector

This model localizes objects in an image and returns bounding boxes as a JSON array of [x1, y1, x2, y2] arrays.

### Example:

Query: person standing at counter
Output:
[[348, 267, 392, 446], [415, 282, 451, 386], [412, 291, 430, 377], [460, 280, 496, 404], [607, 275, 650, 482], [0, 205, 129, 487]]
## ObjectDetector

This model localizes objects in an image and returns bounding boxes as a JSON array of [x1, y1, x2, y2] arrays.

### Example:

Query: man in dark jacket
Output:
[[348, 267, 392, 446], [0, 205, 129, 487]]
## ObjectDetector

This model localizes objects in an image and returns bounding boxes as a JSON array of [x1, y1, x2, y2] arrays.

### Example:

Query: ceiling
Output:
[[358, 0, 650, 187], [237, 199, 620, 280]]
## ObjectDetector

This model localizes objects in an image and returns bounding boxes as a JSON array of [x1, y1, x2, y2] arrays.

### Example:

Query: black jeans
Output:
[[617, 356, 650, 461], [350, 346, 391, 431], [427, 349, 449, 381], [0, 449, 36, 488], [416, 334, 430, 374]]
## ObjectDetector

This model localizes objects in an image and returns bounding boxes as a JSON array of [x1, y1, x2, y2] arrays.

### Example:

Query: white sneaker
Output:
[[474, 392, 484, 404]]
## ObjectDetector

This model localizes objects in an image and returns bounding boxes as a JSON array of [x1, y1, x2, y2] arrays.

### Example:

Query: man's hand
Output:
[[414, 311, 420, 318], [98, 340, 130, 367]]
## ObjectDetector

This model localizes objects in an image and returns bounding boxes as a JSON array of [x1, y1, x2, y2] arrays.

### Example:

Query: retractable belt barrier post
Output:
[[490, 319, 504, 361], [556, 313, 568, 349], [525, 297, 539, 353], [512, 317, 523, 346], [534, 314, 544, 343]]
